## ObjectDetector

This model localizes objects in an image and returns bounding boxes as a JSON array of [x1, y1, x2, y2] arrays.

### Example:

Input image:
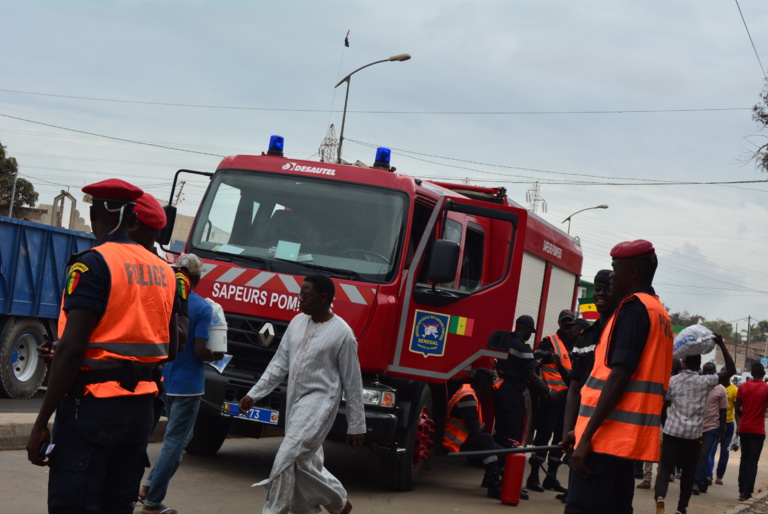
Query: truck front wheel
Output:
[[185, 413, 231, 456], [381, 386, 436, 491], [0, 318, 47, 399]]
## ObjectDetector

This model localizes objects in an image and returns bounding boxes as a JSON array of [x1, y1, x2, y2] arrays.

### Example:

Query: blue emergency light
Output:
[[373, 147, 391, 169], [267, 135, 284, 157]]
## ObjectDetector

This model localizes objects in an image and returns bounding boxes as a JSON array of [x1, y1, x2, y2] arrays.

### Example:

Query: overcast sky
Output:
[[2, 1, 768, 326]]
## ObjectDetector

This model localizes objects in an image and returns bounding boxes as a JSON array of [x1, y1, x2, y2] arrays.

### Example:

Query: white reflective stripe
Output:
[[456, 400, 477, 409], [340, 283, 367, 305], [200, 263, 216, 278], [246, 272, 276, 289], [572, 344, 596, 355], [508, 348, 534, 359], [217, 268, 246, 283], [483, 455, 498, 464], [279, 274, 302, 293]]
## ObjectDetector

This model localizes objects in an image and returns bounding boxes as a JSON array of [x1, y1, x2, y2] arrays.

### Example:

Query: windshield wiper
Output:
[[275, 259, 360, 280], [199, 250, 271, 271]]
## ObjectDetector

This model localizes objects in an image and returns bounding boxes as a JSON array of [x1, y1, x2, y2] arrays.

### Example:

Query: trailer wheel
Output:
[[185, 413, 231, 456], [382, 386, 435, 491], [0, 319, 47, 399]]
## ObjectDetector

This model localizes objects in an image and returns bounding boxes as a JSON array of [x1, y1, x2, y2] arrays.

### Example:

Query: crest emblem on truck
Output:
[[258, 322, 276, 347]]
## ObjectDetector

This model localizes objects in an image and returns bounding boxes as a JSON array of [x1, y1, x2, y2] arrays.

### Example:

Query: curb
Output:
[[725, 489, 768, 514], [0, 418, 167, 451]]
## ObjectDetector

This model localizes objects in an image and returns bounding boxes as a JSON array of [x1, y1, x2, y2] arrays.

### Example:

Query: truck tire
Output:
[[0, 318, 47, 399], [185, 413, 231, 456], [382, 386, 435, 491]]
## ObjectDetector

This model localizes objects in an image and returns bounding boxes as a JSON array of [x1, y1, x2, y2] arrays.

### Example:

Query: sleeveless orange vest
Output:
[[574, 293, 673, 461], [58, 242, 176, 398], [443, 384, 482, 453], [540, 334, 572, 391]]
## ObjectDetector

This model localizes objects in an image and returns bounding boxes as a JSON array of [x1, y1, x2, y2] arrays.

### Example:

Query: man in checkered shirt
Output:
[[653, 335, 736, 514]]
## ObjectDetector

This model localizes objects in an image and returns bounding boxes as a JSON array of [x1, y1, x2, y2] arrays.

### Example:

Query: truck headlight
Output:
[[355, 388, 396, 408]]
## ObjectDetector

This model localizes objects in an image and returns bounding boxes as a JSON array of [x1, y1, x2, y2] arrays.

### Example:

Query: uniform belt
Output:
[[70, 362, 157, 396]]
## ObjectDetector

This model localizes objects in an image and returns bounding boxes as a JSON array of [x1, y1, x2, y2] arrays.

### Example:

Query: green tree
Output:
[[751, 80, 768, 172], [0, 142, 38, 211], [701, 319, 734, 341]]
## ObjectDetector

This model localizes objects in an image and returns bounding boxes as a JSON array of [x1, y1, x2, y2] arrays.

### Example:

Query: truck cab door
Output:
[[388, 196, 527, 382]]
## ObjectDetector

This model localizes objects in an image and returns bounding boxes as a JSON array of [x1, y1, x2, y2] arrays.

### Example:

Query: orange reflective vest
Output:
[[540, 334, 572, 392], [58, 242, 176, 398], [574, 293, 673, 461], [443, 384, 482, 453]]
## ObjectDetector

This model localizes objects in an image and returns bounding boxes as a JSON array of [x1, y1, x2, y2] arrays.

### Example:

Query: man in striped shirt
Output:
[[654, 336, 735, 514]]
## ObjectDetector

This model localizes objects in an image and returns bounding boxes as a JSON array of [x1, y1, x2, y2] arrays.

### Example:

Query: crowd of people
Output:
[[447, 240, 768, 514], [20, 178, 768, 514]]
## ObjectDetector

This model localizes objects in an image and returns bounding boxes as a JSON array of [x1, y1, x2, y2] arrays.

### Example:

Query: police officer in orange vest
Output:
[[26, 179, 179, 514], [527, 309, 581, 494], [443, 368, 505, 499], [564, 240, 673, 513]]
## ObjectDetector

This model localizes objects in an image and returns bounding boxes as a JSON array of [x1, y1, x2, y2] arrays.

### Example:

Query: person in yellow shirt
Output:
[[707, 376, 739, 485]]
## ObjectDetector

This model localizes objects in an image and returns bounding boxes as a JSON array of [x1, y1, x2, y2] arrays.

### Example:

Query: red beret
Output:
[[610, 239, 656, 259], [82, 178, 143, 203], [134, 193, 167, 230]]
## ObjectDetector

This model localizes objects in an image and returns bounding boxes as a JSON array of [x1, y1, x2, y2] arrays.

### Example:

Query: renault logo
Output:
[[259, 322, 276, 347]]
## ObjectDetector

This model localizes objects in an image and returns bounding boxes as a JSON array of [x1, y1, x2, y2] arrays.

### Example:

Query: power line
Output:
[[735, 0, 768, 80], [0, 113, 225, 157], [0, 88, 752, 115], [348, 138, 768, 187]]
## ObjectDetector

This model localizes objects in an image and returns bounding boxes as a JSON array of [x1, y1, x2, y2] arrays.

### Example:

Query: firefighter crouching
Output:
[[26, 178, 179, 514], [443, 368, 505, 499]]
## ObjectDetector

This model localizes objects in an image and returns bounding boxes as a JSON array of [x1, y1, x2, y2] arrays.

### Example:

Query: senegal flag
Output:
[[449, 316, 474, 336], [578, 297, 599, 322]]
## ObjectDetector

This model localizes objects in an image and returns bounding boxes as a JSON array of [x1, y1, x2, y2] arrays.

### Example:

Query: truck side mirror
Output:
[[156, 204, 177, 246], [427, 239, 460, 284]]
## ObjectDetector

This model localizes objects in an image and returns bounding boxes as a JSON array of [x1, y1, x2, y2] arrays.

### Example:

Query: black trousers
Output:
[[48, 394, 155, 514], [462, 432, 502, 474], [493, 384, 525, 448], [531, 398, 565, 464], [738, 432, 765, 497], [654, 433, 701, 514], [564, 452, 635, 514]]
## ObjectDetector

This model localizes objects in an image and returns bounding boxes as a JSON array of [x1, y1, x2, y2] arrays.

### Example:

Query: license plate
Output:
[[222, 402, 279, 425]]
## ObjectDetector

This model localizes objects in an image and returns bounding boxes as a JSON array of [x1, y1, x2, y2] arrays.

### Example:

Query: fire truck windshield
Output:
[[188, 169, 408, 283]]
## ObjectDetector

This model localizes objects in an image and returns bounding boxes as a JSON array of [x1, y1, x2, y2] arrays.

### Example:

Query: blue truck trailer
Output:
[[0, 216, 95, 398]]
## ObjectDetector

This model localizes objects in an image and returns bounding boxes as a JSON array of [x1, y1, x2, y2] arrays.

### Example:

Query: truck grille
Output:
[[223, 314, 289, 378]]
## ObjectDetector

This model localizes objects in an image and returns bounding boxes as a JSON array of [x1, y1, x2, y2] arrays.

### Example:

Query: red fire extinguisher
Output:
[[500, 451, 526, 505]]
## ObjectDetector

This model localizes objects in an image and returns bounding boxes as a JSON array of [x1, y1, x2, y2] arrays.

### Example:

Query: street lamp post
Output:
[[335, 53, 411, 164], [561, 204, 609, 234]]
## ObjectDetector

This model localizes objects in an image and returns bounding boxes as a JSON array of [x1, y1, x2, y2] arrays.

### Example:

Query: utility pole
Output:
[[745, 315, 752, 370], [8, 170, 17, 218], [173, 181, 186, 206], [525, 182, 547, 214]]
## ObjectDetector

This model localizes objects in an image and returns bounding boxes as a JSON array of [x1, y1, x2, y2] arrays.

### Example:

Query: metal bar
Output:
[[447, 444, 562, 458]]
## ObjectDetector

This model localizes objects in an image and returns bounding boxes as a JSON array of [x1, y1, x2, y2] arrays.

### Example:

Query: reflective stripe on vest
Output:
[[574, 293, 673, 462], [442, 384, 482, 453], [58, 242, 176, 398], [541, 333, 572, 391]]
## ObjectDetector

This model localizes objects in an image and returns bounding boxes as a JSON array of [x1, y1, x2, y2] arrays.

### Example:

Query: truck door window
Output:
[[439, 218, 463, 289], [458, 223, 484, 292]]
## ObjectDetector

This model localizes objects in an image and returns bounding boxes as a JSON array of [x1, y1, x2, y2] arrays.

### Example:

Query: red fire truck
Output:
[[161, 136, 582, 491]]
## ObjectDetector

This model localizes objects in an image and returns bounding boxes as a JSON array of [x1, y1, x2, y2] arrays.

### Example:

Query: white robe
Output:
[[246, 313, 366, 514]]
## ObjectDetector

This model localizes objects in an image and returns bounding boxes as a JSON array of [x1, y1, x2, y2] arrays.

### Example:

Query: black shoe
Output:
[[526, 479, 544, 492], [543, 476, 568, 493], [481, 472, 496, 488], [520, 490, 529, 500], [556, 492, 568, 503], [487, 483, 502, 499]]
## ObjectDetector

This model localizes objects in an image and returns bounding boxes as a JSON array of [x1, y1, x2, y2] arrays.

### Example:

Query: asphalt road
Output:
[[2, 429, 765, 514]]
